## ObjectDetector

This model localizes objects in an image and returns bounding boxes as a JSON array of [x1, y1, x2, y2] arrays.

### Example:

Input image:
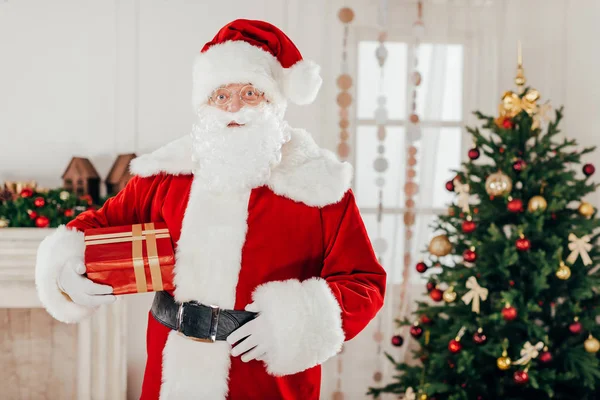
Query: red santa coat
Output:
[[35, 128, 386, 399]]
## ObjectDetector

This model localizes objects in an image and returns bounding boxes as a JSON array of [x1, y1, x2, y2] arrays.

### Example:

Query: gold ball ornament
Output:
[[578, 202, 595, 218], [584, 335, 600, 353], [443, 286, 457, 303], [556, 262, 571, 280], [485, 171, 513, 197], [527, 195, 547, 212], [59, 191, 70, 201], [428, 235, 452, 257], [496, 356, 512, 371], [419, 394, 428, 400]]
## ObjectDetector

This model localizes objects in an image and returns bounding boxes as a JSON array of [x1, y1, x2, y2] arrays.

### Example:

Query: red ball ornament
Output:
[[462, 220, 476, 234], [410, 325, 424, 338], [463, 249, 477, 263], [538, 351, 552, 364], [512, 159, 526, 173], [507, 198, 524, 213], [515, 236, 531, 251], [473, 329, 487, 345], [34, 196, 45, 208], [35, 216, 50, 228], [64, 209, 74, 218], [513, 370, 529, 385], [391, 335, 404, 347], [429, 288, 443, 302], [468, 148, 480, 160], [416, 262, 428, 273], [448, 339, 462, 353], [499, 147, 505, 154], [20, 188, 34, 198], [28, 210, 38, 220], [502, 305, 518, 321], [445, 180, 455, 192], [502, 118, 514, 129], [420, 315, 432, 325], [583, 163, 595, 177], [426, 282, 435, 292], [569, 320, 582, 334]]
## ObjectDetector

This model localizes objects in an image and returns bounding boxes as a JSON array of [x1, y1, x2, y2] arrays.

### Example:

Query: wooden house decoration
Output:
[[106, 153, 136, 196], [62, 157, 101, 204]]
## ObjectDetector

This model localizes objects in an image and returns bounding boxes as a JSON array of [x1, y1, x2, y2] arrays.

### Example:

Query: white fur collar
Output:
[[129, 128, 353, 207]]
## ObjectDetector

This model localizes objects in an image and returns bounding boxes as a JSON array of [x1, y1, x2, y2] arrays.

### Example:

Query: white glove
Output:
[[227, 303, 269, 363], [57, 258, 116, 307]]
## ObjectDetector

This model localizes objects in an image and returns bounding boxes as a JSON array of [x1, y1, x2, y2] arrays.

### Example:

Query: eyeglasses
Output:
[[208, 85, 265, 107]]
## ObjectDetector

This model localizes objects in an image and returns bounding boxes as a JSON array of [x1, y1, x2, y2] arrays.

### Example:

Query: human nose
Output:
[[226, 95, 243, 112]]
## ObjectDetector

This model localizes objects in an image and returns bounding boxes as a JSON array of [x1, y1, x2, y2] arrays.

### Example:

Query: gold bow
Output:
[[513, 341, 544, 365], [567, 233, 593, 266], [453, 179, 470, 213], [461, 276, 488, 314], [498, 89, 540, 118]]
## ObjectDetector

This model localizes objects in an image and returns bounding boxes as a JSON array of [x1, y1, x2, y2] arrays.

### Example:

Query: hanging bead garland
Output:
[[336, 7, 355, 160]]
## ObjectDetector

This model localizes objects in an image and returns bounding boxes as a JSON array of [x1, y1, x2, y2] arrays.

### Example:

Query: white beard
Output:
[[190, 104, 290, 192]]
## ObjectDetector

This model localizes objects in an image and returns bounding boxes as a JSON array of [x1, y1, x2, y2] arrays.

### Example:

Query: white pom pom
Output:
[[282, 60, 323, 105]]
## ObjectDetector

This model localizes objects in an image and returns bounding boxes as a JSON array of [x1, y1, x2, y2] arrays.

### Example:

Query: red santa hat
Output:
[[192, 19, 322, 109]]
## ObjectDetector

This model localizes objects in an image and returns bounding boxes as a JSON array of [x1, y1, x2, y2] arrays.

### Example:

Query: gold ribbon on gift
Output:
[[461, 276, 488, 314], [567, 233, 593, 266], [513, 341, 544, 366], [453, 179, 470, 213], [85, 223, 169, 293]]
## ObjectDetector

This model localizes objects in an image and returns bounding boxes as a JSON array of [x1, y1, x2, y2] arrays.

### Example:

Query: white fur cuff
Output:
[[35, 225, 95, 323], [251, 278, 344, 376]]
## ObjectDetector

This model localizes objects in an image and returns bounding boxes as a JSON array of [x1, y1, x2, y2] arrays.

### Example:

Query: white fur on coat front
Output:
[[250, 278, 345, 376], [35, 225, 95, 323], [159, 178, 252, 399]]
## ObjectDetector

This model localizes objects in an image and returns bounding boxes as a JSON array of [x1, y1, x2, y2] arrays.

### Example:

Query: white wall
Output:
[[2, 1, 600, 399]]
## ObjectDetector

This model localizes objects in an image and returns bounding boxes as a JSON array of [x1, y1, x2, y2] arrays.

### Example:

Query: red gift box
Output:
[[84, 222, 175, 295]]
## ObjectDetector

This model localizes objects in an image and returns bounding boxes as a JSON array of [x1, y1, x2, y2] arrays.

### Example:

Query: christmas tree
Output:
[[369, 62, 600, 399]]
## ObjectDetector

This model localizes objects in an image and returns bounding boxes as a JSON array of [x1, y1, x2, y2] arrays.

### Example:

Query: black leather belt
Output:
[[150, 291, 257, 342]]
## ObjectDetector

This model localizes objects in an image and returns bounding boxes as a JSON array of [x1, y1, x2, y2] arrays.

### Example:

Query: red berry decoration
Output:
[[391, 335, 404, 347], [28, 210, 38, 220], [463, 248, 477, 263], [468, 148, 480, 160], [426, 282, 435, 292], [538, 351, 552, 364], [569, 319, 582, 334], [502, 305, 518, 321], [507, 198, 524, 213], [33, 196, 45, 208], [512, 159, 526, 173], [420, 315, 432, 325], [35, 216, 50, 228], [513, 370, 529, 385], [473, 329, 487, 345], [415, 262, 428, 273], [64, 209, 74, 218], [583, 163, 595, 176], [448, 339, 462, 353], [20, 188, 34, 198], [515, 236, 531, 251], [430, 288, 443, 302], [445, 180, 455, 192], [410, 325, 424, 338], [462, 220, 476, 234]]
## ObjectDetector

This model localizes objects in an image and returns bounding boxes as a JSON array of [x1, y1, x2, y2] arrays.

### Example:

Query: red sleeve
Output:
[[66, 175, 155, 232], [321, 189, 387, 341]]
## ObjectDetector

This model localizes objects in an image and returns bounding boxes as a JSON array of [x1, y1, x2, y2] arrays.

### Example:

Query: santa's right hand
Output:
[[57, 258, 117, 307]]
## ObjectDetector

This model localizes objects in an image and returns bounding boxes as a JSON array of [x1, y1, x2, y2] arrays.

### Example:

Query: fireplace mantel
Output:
[[0, 228, 127, 400]]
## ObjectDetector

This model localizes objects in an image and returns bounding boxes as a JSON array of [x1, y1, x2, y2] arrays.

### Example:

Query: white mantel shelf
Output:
[[0, 228, 127, 400]]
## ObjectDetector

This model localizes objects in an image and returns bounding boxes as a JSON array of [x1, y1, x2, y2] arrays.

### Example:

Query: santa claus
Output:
[[35, 19, 386, 399]]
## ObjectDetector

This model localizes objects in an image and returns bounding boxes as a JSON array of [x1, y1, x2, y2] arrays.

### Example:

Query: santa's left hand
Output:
[[227, 303, 269, 363]]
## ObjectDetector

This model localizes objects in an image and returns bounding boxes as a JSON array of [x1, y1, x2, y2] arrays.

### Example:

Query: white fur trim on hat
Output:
[[192, 41, 321, 109]]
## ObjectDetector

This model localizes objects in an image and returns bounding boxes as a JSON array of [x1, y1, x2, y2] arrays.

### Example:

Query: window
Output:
[[354, 39, 465, 283]]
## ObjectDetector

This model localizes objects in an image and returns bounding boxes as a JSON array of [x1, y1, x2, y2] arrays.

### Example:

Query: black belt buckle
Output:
[[176, 301, 221, 343]]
